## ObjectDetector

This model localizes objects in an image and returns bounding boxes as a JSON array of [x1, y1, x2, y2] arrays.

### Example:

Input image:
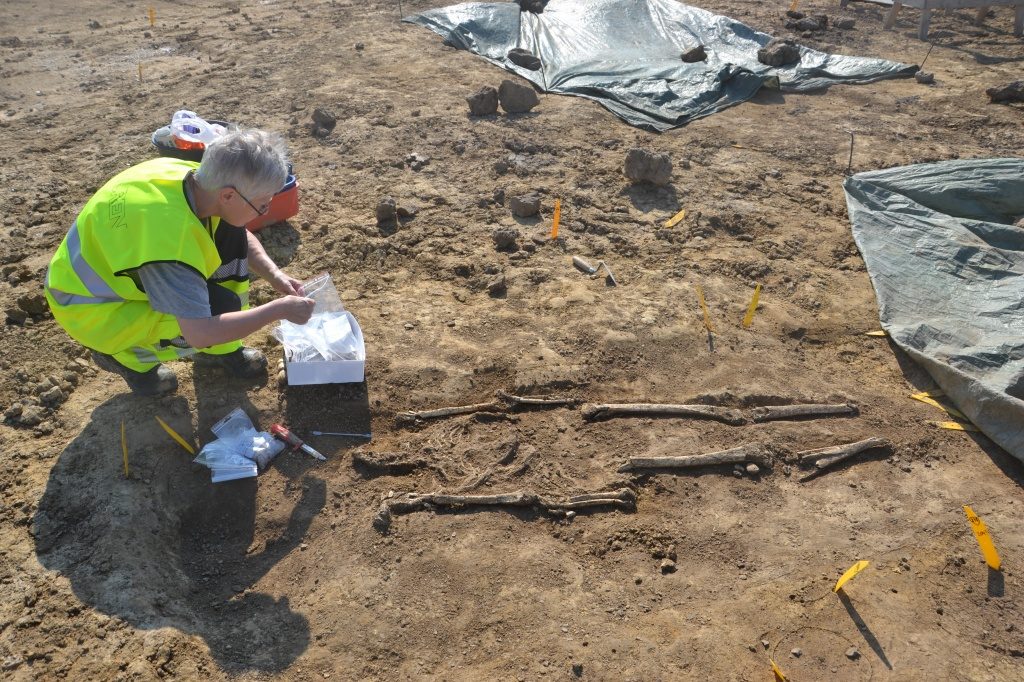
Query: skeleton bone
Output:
[[395, 401, 501, 424], [750, 403, 857, 423], [373, 488, 636, 533], [582, 402, 747, 425], [619, 444, 768, 472], [797, 437, 892, 481]]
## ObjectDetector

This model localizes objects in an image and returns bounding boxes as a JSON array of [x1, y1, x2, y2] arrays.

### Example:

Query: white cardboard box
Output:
[[283, 311, 366, 385]]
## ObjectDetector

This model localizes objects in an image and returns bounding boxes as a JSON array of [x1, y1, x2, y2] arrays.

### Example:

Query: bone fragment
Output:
[[396, 401, 500, 424], [750, 403, 857, 423], [497, 390, 577, 408], [373, 488, 636, 533], [582, 403, 747, 425], [619, 444, 767, 472], [797, 437, 892, 466]]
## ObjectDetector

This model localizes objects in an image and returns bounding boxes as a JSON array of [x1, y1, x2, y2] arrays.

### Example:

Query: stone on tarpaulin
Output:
[[623, 148, 672, 186], [507, 48, 542, 71], [758, 38, 801, 67]]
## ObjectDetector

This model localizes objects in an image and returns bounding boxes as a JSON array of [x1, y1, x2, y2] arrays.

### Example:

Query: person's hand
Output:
[[270, 271, 305, 297], [273, 295, 315, 324]]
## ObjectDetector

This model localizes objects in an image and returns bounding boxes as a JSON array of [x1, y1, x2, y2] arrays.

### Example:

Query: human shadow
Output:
[[281, 378, 373, 468], [837, 590, 894, 670], [33, 391, 325, 675]]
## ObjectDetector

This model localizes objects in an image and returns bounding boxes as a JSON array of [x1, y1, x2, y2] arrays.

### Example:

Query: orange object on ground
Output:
[[246, 175, 299, 231]]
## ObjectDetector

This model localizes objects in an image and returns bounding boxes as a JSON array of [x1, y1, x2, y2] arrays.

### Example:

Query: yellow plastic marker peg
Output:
[[933, 420, 979, 432], [148, 7, 155, 27], [155, 416, 196, 455], [138, 63, 143, 82], [664, 208, 686, 228], [742, 283, 762, 328], [770, 657, 787, 681], [834, 560, 869, 592], [964, 505, 1001, 571], [865, 330, 887, 337], [551, 198, 561, 240], [121, 420, 129, 478], [695, 284, 715, 333], [910, 392, 967, 420]]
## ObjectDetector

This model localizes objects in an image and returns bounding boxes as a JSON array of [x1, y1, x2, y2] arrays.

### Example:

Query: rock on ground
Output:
[[786, 15, 827, 32], [758, 38, 801, 67], [492, 228, 520, 252], [509, 193, 541, 217], [311, 107, 337, 137], [835, 17, 856, 29], [498, 79, 540, 114], [376, 197, 397, 224], [623, 148, 672, 186], [987, 81, 1024, 103], [466, 86, 498, 116]]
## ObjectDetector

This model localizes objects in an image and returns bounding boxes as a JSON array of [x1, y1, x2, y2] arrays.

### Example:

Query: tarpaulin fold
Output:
[[844, 158, 1024, 463], [406, 0, 916, 131]]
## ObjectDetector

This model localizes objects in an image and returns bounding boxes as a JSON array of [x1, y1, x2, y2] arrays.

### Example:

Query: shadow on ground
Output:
[[33, 392, 325, 674]]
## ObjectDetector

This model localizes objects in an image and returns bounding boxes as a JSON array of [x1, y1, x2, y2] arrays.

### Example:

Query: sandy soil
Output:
[[1, 0, 1023, 680]]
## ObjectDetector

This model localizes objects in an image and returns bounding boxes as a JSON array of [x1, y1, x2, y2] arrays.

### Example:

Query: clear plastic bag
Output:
[[194, 408, 285, 482], [273, 273, 364, 363]]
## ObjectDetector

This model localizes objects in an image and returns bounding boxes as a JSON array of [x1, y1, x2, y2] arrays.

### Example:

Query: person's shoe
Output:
[[91, 351, 178, 397], [193, 347, 268, 379]]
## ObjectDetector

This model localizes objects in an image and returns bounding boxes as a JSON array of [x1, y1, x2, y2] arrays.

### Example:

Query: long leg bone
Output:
[[750, 403, 857, 423], [619, 444, 767, 472], [582, 403, 747, 425], [373, 488, 636, 533], [497, 390, 578, 408]]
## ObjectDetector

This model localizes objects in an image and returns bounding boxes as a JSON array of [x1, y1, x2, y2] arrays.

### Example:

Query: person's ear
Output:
[[217, 187, 235, 205]]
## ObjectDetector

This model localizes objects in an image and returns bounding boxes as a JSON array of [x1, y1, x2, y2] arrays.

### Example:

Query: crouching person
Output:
[[44, 129, 314, 396]]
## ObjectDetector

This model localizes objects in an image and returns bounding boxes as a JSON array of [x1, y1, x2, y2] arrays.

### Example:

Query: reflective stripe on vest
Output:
[[45, 221, 125, 306], [211, 257, 249, 281]]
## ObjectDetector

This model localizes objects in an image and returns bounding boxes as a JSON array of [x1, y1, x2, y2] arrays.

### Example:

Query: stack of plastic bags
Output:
[[273, 273, 363, 363], [194, 408, 285, 483]]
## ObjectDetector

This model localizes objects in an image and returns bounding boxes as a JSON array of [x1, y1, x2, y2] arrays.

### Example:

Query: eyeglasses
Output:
[[229, 186, 270, 216]]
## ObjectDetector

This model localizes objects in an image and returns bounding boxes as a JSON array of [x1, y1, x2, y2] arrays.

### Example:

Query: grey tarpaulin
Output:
[[844, 158, 1024, 462], [405, 0, 917, 131]]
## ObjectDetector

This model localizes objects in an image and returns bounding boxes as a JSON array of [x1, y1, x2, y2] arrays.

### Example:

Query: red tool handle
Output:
[[270, 423, 302, 449]]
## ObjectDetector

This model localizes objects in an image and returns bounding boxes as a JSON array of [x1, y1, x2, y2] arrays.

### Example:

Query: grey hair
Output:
[[194, 128, 289, 199]]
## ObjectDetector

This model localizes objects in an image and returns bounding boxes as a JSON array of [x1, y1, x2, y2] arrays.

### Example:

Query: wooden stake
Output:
[[742, 283, 762, 328], [121, 420, 129, 478], [696, 284, 714, 333], [148, 7, 155, 27]]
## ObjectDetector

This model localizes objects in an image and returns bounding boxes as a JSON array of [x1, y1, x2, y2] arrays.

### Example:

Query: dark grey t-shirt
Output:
[[136, 263, 211, 319]]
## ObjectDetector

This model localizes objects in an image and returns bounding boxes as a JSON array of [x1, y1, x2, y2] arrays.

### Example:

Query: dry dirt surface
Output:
[[1, 0, 1023, 680]]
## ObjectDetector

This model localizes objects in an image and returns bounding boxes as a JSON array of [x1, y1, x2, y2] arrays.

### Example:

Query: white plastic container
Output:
[[284, 311, 366, 385]]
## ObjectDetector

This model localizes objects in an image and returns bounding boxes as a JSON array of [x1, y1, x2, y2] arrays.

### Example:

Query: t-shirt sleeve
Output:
[[135, 263, 212, 319]]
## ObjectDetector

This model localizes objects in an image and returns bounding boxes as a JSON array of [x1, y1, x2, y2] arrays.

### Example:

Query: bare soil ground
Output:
[[1, 0, 1023, 680]]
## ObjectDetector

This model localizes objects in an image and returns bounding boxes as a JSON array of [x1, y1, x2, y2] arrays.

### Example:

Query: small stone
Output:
[[660, 559, 677, 574], [623, 148, 672, 186], [492, 228, 520, 251], [509, 193, 541, 217], [748, 644, 757, 652], [787, 15, 827, 32], [745, 463, 760, 475], [88, 20, 101, 29], [39, 386, 66, 407], [634, 575, 643, 585], [487, 274, 507, 298], [681, 45, 707, 63], [936, 606, 944, 615], [406, 153, 430, 171], [900, 463, 913, 472], [492, 188, 505, 205], [17, 293, 48, 315], [404, 322, 415, 330], [311, 107, 337, 137], [845, 647, 860, 660], [835, 18, 856, 29], [783, 465, 792, 476], [915, 71, 935, 85], [791, 648, 802, 658], [376, 197, 398, 224], [507, 48, 542, 70], [572, 662, 583, 677], [758, 38, 801, 67], [762, 639, 770, 649], [565, 510, 576, 521], [18, 405, 46, 427], [497, 79, 540, 114], [466, 86, 499, 116], [355, 43, 364, 51], [299, 543, 308, 551]]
